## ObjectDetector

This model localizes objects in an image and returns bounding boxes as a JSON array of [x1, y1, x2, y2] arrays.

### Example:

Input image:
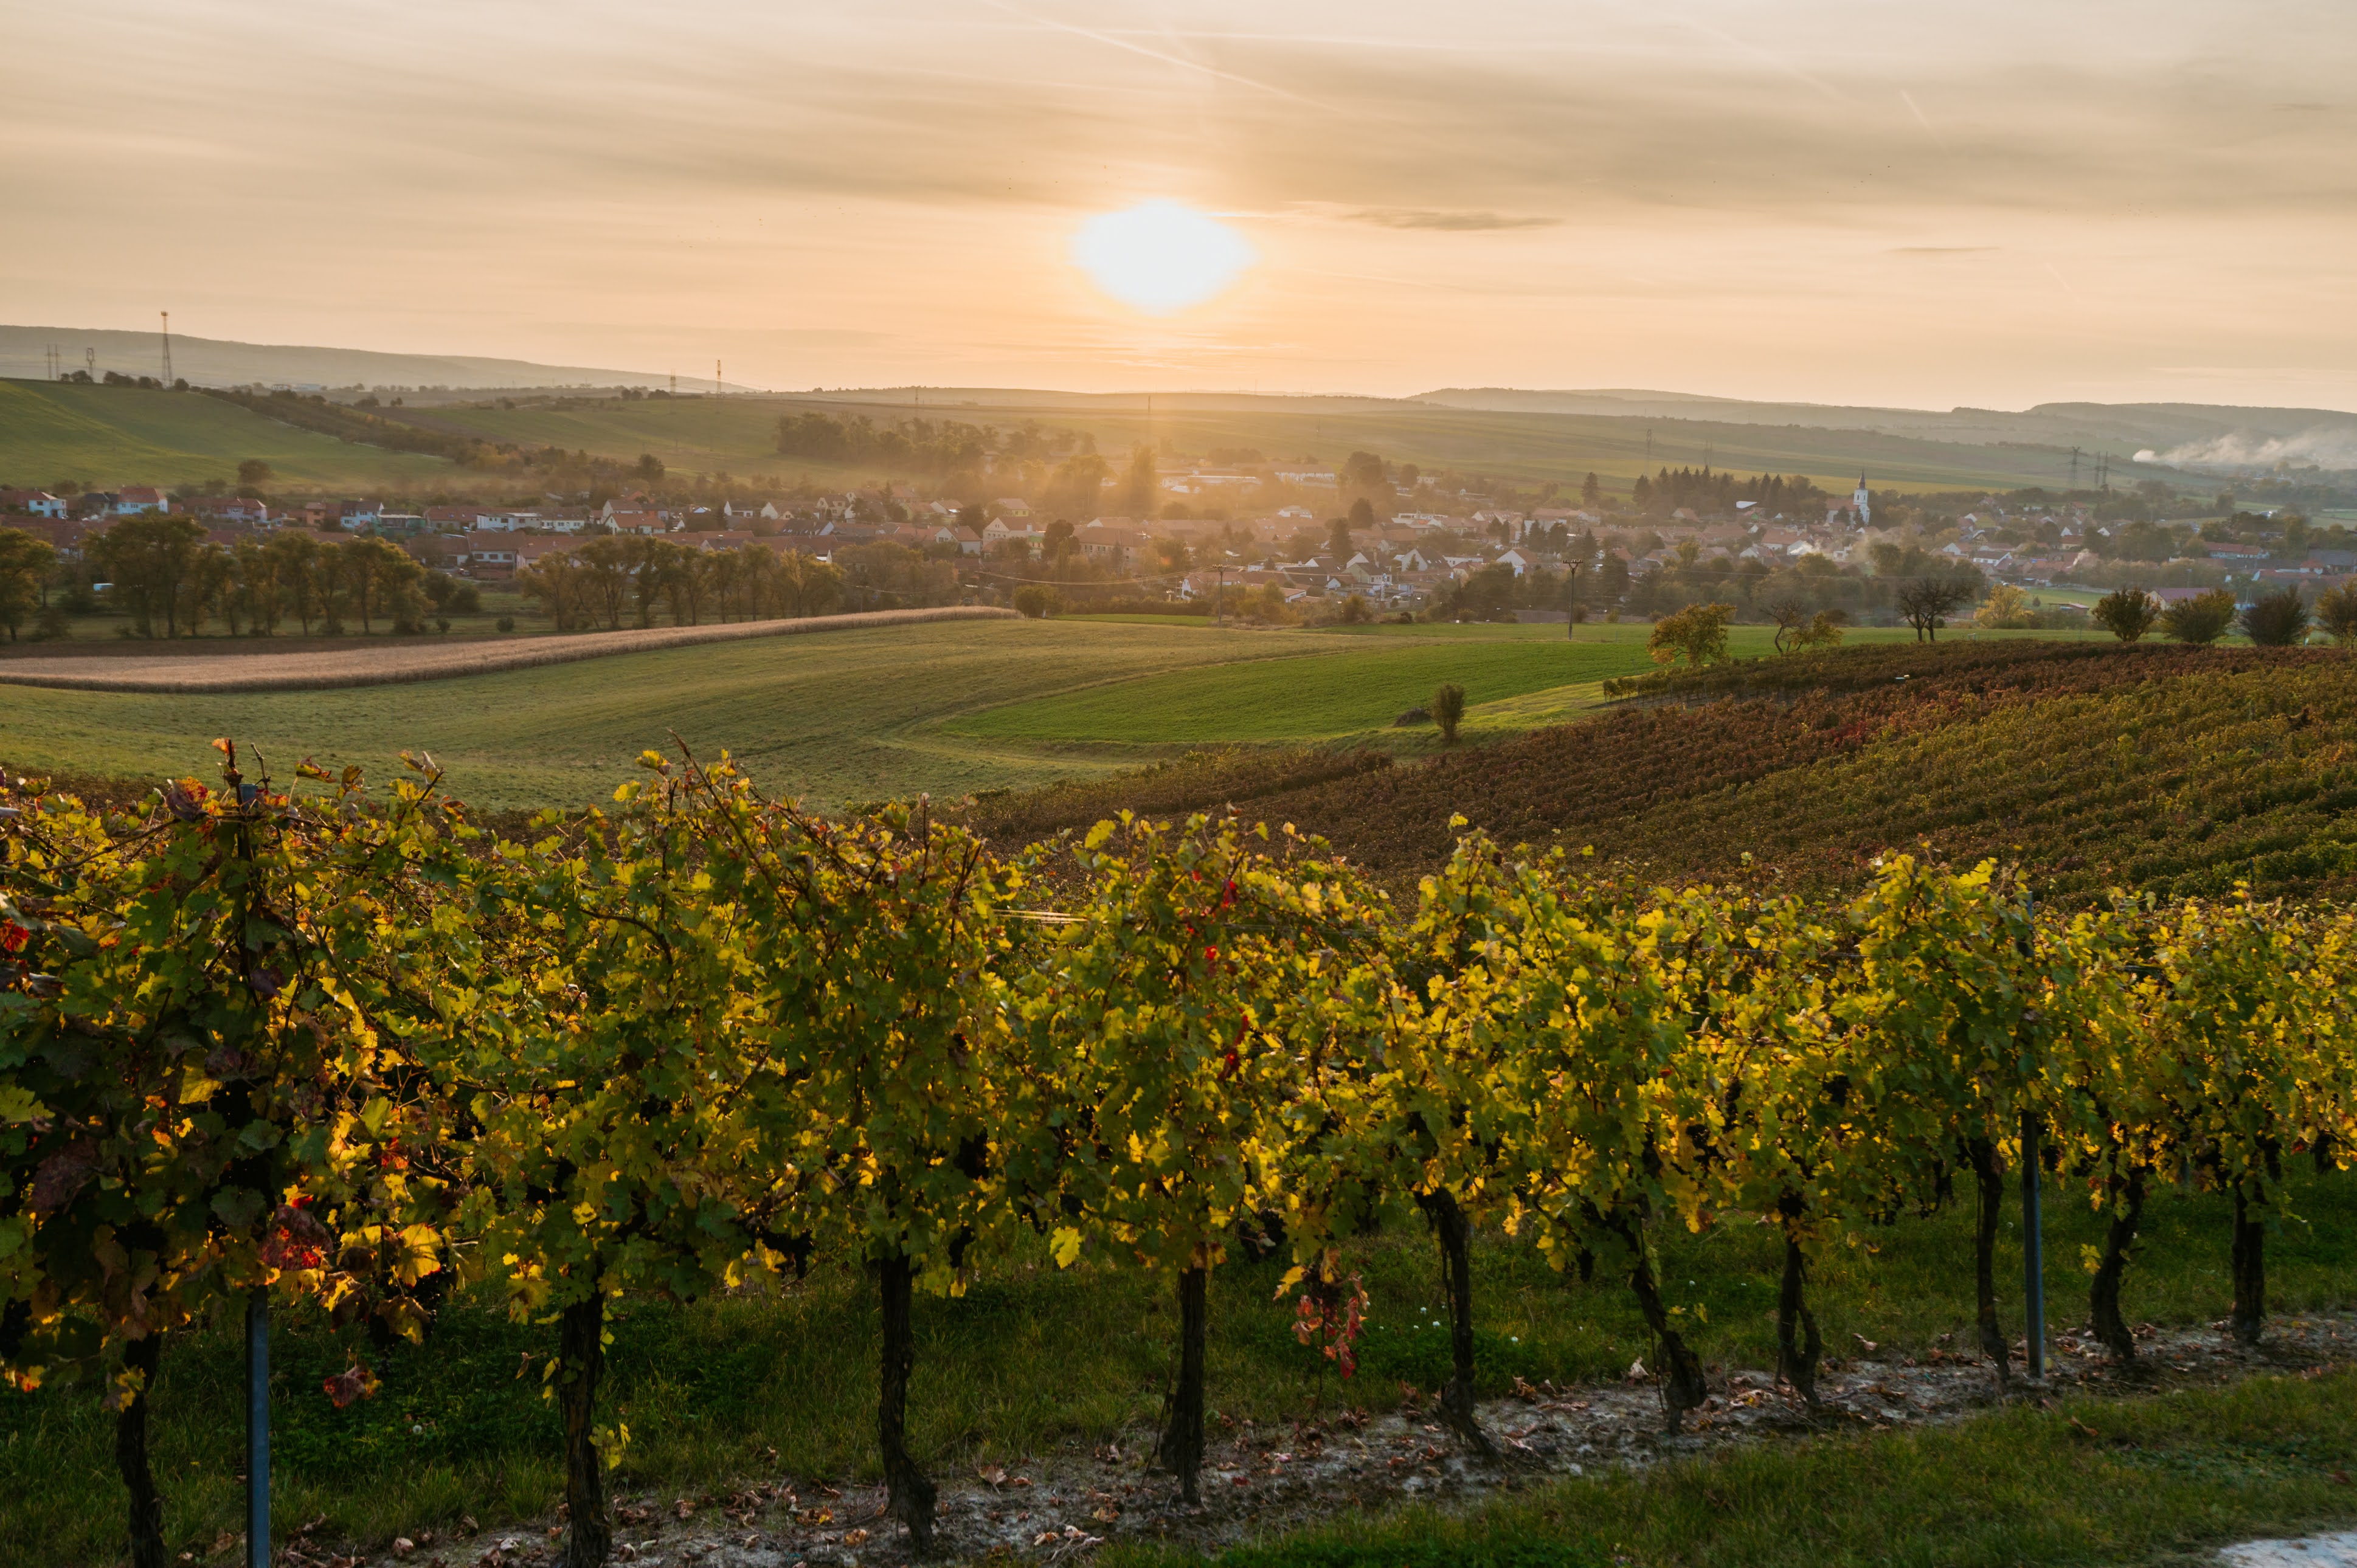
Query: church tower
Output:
[[1853, 475, 1871, 528]]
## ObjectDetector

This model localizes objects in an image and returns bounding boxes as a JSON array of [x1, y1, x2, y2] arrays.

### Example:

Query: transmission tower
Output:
[[2070, 447, 2082, 488], [160, 311, 173, 385]]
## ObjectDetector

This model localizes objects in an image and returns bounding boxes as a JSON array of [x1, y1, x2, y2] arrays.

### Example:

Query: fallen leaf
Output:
[[1853, 1334, 1879, 1354], [842, 1528, 871, 1546], [392, 1542, 416, 1560], [977, 1465, 1007, 1487]]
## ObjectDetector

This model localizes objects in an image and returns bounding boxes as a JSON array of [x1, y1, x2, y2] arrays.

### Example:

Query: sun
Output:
[[1071, 201, 1257, 315]]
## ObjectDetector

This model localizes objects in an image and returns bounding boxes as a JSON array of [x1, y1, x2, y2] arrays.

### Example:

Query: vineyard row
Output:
[[3, 747, 2352, 1566]]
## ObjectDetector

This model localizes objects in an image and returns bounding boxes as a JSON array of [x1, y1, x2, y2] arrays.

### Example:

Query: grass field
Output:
[[0, 619, 2107, 809], [0, 379, 454, 490], [393, 393, 2097, 496], [7, 1166, 2351, 1563]]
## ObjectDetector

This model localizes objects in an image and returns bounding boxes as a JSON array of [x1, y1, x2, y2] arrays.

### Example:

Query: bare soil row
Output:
[[0, 607, 1020, 694]]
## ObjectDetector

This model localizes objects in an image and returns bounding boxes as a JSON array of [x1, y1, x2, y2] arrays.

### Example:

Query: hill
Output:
[[0, 379, 454, 490], [396, 390, 2147, 494], [960, 640, 2357, 903], [1416, 387, 2357, 468], [0, 324, 679, 392]]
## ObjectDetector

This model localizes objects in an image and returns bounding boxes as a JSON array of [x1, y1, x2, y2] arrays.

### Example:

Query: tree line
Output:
[[5, 755, 2352, 1565], [25, 517, 478, 639]]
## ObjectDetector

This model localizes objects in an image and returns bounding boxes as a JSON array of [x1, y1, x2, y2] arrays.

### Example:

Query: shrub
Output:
[[496, 614, 517, 632], [2092, 585, 2159, 643], [1648, 602, 1735, 669], [1340, 593, 1372, 625], [1432, 682, 1467, 745], [2159, 589, 2237, 646], [2316, 581, 2357, 646], [2240, 587, 2311, 647], [1973, 584, 2037, 630], [1012, 584, 1060, 619]]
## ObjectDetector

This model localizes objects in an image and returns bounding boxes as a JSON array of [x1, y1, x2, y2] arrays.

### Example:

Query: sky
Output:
[[5, 0, 2356, 409]]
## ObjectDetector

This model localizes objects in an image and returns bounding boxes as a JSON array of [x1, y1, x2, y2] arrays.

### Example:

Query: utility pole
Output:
[[1565, 564, 1579, 641], [2069, 447, 2082, 489], [715, 358, 722, 396], [1215, 564, 1225, 627], [160, 311, 173, 386]]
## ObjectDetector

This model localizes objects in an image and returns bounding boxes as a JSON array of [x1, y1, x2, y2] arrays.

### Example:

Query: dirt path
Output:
[[275, 1312, 2357, 1568], [0, 607, 1017, 694]]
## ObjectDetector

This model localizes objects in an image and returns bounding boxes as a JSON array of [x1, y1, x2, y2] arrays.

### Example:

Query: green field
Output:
[[0, 379, 455, 491], [1, 620, 2111, 809]]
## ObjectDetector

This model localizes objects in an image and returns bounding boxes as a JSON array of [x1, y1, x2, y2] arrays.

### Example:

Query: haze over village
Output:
[[7, 7, 2357, 1568]]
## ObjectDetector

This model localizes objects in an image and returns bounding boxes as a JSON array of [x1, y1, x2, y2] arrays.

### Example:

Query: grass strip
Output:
[[1121, 1370, 2357, 1568]]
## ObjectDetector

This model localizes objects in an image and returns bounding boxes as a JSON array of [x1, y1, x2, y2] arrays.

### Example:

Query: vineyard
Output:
[[966, 641, 2357, 903], [5, 737, 2355, 1566]]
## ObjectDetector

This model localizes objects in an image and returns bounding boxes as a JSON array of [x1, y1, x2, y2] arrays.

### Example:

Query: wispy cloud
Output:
[[1343, 209, 1559, 232]]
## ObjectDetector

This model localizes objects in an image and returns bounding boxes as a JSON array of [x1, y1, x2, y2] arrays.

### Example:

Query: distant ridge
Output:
[[0, 325, 742, 393]]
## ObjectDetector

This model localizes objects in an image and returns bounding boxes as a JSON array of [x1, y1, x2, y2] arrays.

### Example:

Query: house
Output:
[[0, 489, 68, 519], [9, 516, 93, 558], [606, 510, 666, 535], [181, 495, 272, 527], [955, 527, 984, 556], [114, 486, 168, 516], [460, 531, 522, 576], [1495, 548, 1534, 576], [992, 497, 1033, 518]]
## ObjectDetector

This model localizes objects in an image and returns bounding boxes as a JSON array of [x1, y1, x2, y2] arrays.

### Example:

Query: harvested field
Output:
[[0, 606, 1018, 693]]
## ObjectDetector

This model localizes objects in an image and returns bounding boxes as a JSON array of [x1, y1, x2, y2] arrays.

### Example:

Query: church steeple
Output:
[[1852, 474, 1872, 528]]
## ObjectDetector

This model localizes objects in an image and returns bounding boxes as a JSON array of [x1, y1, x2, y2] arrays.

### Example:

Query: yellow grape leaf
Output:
[[1050, 1226, 1084, 1268]]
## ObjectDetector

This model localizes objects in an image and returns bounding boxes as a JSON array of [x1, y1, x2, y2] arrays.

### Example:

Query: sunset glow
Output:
[[1071, 202, 1257, 316]]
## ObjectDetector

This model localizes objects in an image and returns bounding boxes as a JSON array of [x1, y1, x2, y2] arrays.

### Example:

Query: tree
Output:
[[1647, 601, 1734, 668], [2159, 587, 2237, 646], [1012, 584, 1059, 618], [2091, 585, 2159, 643], [1767, 598, 1843, 654], [265, 530, 327, 633], [90, 516, 206, 638], [0, 527, 58, 642], [1894, 576, 1972, 643], [336, 537, 422, 635], [1344, 498, 1374, 535], [1582, 472, 1602, 508], [1339, 592, 1371, 624], [634, 452, 665, 482], [1122, 444, 1158, 517], [1431, 682, 1466, 744], [236, 458, 273, 486], [2240, 587, 2311, 647], [2316, 581, 2357, 646], [1973, 583, 2036, 630]]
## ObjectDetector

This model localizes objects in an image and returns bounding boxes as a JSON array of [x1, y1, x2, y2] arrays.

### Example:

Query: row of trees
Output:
[[514, 536, 848, 631], [2089, 582, 2357, 648], [6, 759, 2353, 1564], [69, 518, 474, 638]]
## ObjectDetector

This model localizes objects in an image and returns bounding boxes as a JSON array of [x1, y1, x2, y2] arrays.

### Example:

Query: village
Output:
[[2, 454, 2352, 637]]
